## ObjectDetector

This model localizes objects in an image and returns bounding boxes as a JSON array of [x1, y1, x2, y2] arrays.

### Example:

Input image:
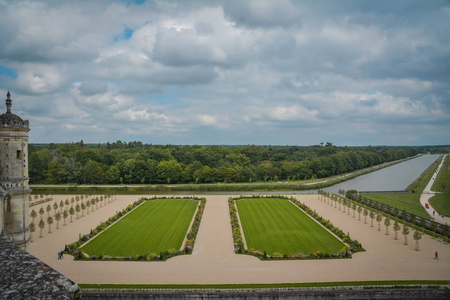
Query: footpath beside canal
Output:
[[421, 154, 449, 225]]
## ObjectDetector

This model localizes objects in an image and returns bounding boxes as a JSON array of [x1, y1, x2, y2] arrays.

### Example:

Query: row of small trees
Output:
[[29, 194, 115, 241], [318, 190, 425, 250]]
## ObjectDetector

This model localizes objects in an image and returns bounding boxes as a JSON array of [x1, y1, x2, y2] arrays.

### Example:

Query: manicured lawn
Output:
[[361, 193, 430, 219], [235, 198, 345, 255], [81, 199, 198, 257]]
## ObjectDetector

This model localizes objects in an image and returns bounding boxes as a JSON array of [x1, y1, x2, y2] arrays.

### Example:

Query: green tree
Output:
[[55, 212, 61, 230], [47, 216, 53, 233], [69, 207, 75, 223], [376, 213, 383, 231], [384, 216, 391, 235], [393, 220, 401, 240], [63, 210, 68, 226], [46, 204, 52, 217], [75, 204, 81, 219], [413, 230, 422, 251], [352, 203, 357, 218], [81, 202, 86, 217], [59, 200, 64, 213], [363, 207, 369, 224], [29, 221, 35, 242], [105, 165, 121, 183], [357, 205, 362, 221], [53, 202, 58, 215], [86, 200, 91, 214], [402, 225, 410, 245], [81, 160, 105, 184], [38, 218, 45, 238], [39, 207, 44, 219], [369, 211, 375, 227], [30, 209, 37, 224]]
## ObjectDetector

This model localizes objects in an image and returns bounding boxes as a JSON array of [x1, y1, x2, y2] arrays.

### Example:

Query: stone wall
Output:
[[81, 286, 449, 300]]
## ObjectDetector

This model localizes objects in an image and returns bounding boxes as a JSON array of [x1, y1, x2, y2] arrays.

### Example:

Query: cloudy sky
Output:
[[0, 0, 449, 146]]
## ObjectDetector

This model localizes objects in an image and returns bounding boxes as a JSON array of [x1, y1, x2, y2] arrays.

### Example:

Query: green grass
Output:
[[235, 198, 345, 255], [431, 154, 448, 193], [81, 199, 198, 257], [429, 194, 450, 216], [79, 280, 448, 290], [360, 193, 430, 219]]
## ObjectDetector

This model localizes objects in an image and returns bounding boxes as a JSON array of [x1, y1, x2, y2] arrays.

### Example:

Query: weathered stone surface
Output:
[[0, 237, 80, 299]]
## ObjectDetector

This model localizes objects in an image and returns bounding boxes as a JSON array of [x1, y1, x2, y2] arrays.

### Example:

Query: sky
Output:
[[0, 0, 449, 146]]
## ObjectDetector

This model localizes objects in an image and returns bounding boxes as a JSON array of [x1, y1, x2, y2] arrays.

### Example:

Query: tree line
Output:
[[28, 141, 446, 185]]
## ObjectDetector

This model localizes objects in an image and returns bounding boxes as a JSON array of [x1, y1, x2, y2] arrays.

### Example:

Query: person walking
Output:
[[434, 251, 438, 260]]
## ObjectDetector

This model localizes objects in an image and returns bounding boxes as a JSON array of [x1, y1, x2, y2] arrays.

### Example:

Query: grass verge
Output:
[[79, 280, 448, 290], [360, 193, 430, 219]]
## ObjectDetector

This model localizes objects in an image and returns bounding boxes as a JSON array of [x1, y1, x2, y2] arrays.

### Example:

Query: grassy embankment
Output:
[[430, 154, 450, 216], [79, 280, 448, 290], [235, 198, 345, 255], [81, 199, 198, 257], [31, 156, 420, 195], [362, 155, 443, 220]]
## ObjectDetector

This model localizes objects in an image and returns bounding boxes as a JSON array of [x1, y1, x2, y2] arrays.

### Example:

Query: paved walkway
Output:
[[29, 194, 449, 285], [420, 154, 449, 224]]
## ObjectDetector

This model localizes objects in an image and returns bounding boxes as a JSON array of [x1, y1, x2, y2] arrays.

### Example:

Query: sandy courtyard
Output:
[[28, 194, 450, 285]]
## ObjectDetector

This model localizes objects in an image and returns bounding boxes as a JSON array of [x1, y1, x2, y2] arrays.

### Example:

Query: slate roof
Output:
[[0, 237, 80, 299]]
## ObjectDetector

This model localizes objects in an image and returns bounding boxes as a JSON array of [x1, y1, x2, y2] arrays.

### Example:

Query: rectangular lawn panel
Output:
[[82, 199, 198, 257], [236, 198, 345, 255]]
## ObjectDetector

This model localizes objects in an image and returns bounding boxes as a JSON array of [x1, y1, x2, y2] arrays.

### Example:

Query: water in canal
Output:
[[323, 154, 441, 194]]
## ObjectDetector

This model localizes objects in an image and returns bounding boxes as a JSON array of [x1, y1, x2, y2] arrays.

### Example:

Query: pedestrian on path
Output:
[[58, 252, 61, 260], [434, 251, 438, 260]]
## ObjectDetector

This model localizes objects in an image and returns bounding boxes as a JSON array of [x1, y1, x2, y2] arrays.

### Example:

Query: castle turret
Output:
[[0, 92, 31, 250]]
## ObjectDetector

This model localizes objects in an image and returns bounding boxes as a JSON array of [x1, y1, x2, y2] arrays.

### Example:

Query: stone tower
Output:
[[0, 92, 31, 250]]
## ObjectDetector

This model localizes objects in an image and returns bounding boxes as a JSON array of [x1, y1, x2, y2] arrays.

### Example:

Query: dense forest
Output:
[[28, 142, 448, 185]]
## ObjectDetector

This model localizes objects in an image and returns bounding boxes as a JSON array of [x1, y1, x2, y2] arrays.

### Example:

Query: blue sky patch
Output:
[[0, 66, 17, 79]]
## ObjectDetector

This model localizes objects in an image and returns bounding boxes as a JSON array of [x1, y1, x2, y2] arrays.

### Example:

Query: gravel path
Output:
[[29, 194, 449, 285]]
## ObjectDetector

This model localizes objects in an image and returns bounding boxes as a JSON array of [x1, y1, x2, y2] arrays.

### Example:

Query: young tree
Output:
[[369, 211, 375, 227], [402, 224, 410, 245], [352, 203, 356, 218], [59, 200, 64, 213], [338, 197, 342, 210], [69, 207, 75, 223], [63, 209, 68, 226], [393, 220, 401, 239], [86, 200, 91, 214], [81, 202, 86, 217], [75, 204, 81, 219], [430, 222, 437, 239], [65, 198, 70, 210], [70, 197, 75, 207], [29, 221, 35, 242], [358, 205, 362, 221], [91, 198, 95, 212], [47, 216, 53, 233], [347, 200, 351, 215], [46, 204, 52, 217], [384, 216, 391, 235], [95, 197, 99, 209], [413, 230, 422, 251], [363, 207, 369, 224], [30, 209, 37, 224], [53, 202, 58, 215], [38, 218, 45, 238], [376, 213, 383, 231], [99, 196, 103, 208], [39, 207, 45, 219], [55, 212, 61, 230], [342, 198, 347, 213]]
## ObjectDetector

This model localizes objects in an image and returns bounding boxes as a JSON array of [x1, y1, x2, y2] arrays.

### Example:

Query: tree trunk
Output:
[[358, 213, 361, 221], [353, 211, 355, 218], [39, 229, 43, 238], [56, 222, 59, 230], [30, 234, 33, 243], [394, 231, 398, 240], [70, 216, 73, 223], [364, 216, 367, 224], [404, 236, 408, 245], [415, 241, 419, 251], [64, 219, 66, 226], [371, 219, 374, 227], [48, 225, 52, 233], [378, 223, 381, 231], [385, 227, 389, 235]]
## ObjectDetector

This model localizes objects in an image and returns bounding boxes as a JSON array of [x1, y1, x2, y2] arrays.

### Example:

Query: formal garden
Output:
[[63, 196, 206, 261], [229, 195, 364, 259]]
